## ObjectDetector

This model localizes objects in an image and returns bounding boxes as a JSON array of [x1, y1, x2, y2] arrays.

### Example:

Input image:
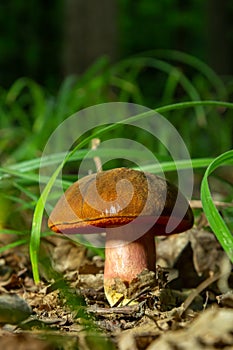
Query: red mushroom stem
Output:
[[104, 224, 156, 305]]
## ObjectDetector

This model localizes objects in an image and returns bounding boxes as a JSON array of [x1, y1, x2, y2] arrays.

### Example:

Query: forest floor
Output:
[[0, 219, 233, 350]]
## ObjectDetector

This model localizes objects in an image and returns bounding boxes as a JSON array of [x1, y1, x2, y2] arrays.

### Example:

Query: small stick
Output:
[[91, 138, 102, 172], [190, 200, 233, 209], [179, 271, 221, 316], [88, 303, 140, 315]]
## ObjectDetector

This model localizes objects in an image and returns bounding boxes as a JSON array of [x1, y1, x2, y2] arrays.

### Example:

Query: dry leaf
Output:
[[147, 307, 233, 349]]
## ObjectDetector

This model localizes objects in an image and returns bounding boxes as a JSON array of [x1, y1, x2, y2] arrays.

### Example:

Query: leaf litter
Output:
[[0, 226, 233, 350]]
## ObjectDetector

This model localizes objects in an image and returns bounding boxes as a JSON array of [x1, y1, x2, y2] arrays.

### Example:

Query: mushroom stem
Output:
[[104, 225, 156, 306]]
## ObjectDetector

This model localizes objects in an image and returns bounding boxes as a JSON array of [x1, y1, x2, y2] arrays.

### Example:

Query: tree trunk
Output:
[[63, 0, 118, 76], [206, 0, 232, 75]]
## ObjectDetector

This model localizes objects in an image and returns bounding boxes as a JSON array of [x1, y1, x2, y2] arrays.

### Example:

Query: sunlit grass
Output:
[[201, 150, 233, 262]]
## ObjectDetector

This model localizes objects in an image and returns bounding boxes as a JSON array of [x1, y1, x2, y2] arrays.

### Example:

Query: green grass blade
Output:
[[155, 100, 233, 114], [0, 239, 28, 253], [0, 229, 29, 236], [113, 57, 208, 125], [201, 150, 233, 262], [0, 167, 39, 183], [30, 164, 63, 283], [0, 166, 71, 188], [138, 158, 213, 173], [7, 148, 154, 173], [151, 49, 227, 98]]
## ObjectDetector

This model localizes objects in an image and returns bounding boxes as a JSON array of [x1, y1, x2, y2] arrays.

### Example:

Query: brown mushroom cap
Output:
[[48, 167, 193, 235]]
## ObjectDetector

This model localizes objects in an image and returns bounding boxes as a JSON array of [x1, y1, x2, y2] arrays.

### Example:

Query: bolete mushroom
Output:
[[48, 167, 193, 306]]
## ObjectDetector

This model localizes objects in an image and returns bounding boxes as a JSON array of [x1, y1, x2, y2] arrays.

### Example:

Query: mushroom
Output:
[[48, 167, 193, 306]]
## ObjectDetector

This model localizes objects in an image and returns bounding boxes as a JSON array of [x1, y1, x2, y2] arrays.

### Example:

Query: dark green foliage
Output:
[[0, 1, 63, 88], [119, 0, 205, 57]]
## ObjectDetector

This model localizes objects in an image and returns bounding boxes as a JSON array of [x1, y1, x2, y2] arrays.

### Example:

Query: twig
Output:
[[179, 271, 222, 316], [125, 286, 151, 306], [88, 303, 140, 316], [91, 138, 102, 172], [190, 199, 233, 209]]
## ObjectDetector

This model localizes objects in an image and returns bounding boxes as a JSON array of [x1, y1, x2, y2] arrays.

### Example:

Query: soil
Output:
[[0, 224, 233, 350]]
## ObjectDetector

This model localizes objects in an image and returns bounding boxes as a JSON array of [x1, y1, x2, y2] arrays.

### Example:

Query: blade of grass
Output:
[[0, 229, 29, 236], [0, 167, 40, 182], [6, 77, 46, 131], [6, 148, 154, 173], [3, 194, 36, 210], [156, 100, 233, 114], [201, 150, 233, 262], [13, 182, 38, 201], [0, 231, 54, 254], [150, 49, 227, 99], [113, 57, 207, 125], [0, 239, 28, 253], [137, 157, 214, 173], [161, 68, 181, 105], [30, 164, 64, 282], [0, 166, 71, 187]]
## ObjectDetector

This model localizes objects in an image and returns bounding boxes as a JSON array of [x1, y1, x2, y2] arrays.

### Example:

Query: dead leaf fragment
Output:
[[217, 291, 233, 308], [190, 229, 223, 276], [147, 307, 233, 349]]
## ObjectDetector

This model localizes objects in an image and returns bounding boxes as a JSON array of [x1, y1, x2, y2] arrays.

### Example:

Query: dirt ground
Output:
[[0, 223, 233, 350]]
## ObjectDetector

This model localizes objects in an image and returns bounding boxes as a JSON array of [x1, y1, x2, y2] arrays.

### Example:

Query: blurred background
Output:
[[1, 0, 233, 172], [1, 0, 233, 90]]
